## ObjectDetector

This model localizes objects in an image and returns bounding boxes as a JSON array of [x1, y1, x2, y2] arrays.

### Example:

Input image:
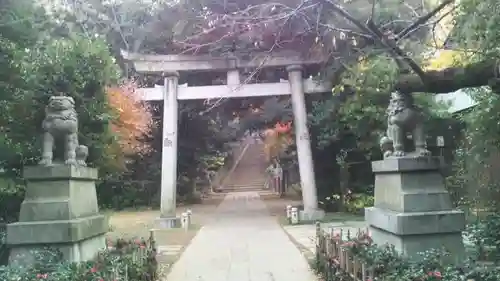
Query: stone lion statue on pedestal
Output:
[[379, 91, 430, 158], [38, 95, 88, 166]]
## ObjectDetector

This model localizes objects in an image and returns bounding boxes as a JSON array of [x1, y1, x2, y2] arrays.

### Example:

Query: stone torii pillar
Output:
[[287, 65, 324, 221], [157, 72, 180, 228]]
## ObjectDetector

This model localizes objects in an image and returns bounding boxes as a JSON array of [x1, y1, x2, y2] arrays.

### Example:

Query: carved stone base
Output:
[[366, 156, 465, 260], [299, 209, 325, 222], [7, 165, 108, 266], [154, 216, 181, 229]]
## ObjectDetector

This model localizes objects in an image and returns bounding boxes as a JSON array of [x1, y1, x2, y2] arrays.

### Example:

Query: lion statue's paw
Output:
[[383, 151, 393, 159], [418, 148, 431, 157], [65, 158, 77, 165], [393, 150, 406, 157], [75, 145, 88, 166], [38, 158, 52, 166]]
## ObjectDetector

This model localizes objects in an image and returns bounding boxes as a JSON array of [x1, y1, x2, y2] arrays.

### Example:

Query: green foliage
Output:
[[444, 0, 500, 214], [2, 35, 121, 173], [96, 179, 160, 210], [344, 193, 374, 214], [49, 1, 247, 208], [309, 55, 450, 207], [455, 0, 500, 59], [311, 55, 447, 153], [319, 193, 374, 213], [0, 0, 50, 46], [313, 230, 500, 281], [0, 177, 24, 223], [177, 102, 239, 195], [0, 237, 157, 280], [95, 100, 238, 209], [310, 56, 396, 151], [0, 0, 177, 216], [447, 88, 500, 211], [467, 213, 500, 262], [0, 0, 125, 177]]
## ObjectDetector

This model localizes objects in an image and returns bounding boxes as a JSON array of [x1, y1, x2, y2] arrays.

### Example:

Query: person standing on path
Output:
[[265, 158, 282, 193]]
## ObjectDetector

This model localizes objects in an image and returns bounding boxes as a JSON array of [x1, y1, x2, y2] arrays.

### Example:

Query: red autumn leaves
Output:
[[106, 80, 155, 167]]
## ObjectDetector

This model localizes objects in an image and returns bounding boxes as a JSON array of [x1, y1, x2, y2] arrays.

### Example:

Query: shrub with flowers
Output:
[[0, 236, 157, 281], [313, 230, 500, 281], [319, 192, 374, 214]]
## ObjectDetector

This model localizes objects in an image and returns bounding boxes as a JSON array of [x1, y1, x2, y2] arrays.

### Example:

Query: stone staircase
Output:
[[220, 138, 268, 192]]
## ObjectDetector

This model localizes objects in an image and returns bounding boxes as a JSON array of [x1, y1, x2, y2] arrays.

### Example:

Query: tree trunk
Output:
[[396, 60, 497, 94]]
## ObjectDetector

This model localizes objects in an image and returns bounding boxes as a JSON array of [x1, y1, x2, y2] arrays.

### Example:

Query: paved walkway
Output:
[[166, 191, 317, 281]]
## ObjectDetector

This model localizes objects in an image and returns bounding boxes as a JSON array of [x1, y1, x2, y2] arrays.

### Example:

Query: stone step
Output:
[[224, 178, 265, 183], [225, 180, 266, 185], [224, 182, 264, 188], [220, 142, 269, 192], [219, 186, 266, 192], [220, 183, 264, 187], [223, 182, 265, 186]]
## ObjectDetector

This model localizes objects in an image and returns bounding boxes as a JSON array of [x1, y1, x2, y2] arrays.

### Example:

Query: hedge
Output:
[[312, 222, 500, 281], [0, 235, 158, 281]]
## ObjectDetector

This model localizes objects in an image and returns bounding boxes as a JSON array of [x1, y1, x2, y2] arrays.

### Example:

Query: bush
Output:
[[0, 237, 157, 281], [0, 177, 24, 223], [97, 180, 160, 210], [344, 193, 374, 214], [319, 193, 374, 213], [466, 213, 500, 262], [313, 229, 500, 281]]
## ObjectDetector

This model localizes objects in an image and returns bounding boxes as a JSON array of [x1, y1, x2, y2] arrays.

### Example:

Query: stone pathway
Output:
[[165, 191, 317, 281]]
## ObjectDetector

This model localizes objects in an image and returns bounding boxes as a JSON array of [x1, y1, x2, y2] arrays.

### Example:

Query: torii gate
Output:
[[121, 50, 329, 227]]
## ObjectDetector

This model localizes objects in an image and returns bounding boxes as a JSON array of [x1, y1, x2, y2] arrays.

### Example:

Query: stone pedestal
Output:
[[6, 165, 108, 266], [154, 216, 180, 229], [299, 209, 325, 222], [365, 157, 465, 260]]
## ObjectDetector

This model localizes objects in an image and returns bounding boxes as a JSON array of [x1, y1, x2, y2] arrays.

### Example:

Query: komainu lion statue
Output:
[[38, 95, 88, 166], [379, 91, 430, 158]]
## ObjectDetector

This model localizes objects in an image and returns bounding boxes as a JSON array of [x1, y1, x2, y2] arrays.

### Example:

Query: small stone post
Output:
[[286, 205, 292, 220], [290, 207, 299, 225], [187, 209, 192, 228], [181, 212, 189, 230], [286, 205, 293, 224]]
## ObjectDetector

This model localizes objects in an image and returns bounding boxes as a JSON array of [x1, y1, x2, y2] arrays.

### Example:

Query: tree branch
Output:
[[366, 19, 426, 79], [396, 0, 454, 41], [320, 0, 427, 81], [395, 60, 498, 94]]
